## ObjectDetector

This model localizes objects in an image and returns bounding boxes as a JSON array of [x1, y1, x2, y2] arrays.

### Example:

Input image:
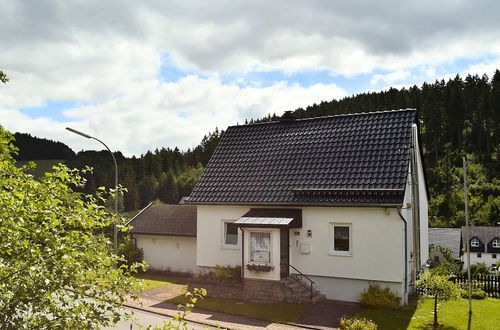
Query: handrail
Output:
[[281, 263, 315, 300]]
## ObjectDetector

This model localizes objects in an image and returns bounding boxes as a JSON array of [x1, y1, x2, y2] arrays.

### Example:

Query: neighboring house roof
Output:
[[128, 204, 197, 237], [461, 226, 500, 247], [189, 109, 417, 206], [428, 228, 461, 259]]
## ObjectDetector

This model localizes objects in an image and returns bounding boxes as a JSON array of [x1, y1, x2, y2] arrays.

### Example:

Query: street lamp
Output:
[[66, 127, 119, 257]]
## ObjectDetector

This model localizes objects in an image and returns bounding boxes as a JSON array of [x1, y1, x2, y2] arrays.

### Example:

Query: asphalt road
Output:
[[104, 306, 208, 330]]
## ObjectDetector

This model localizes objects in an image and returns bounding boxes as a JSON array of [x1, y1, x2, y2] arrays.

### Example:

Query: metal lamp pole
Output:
[[66, 127, 118, 257]]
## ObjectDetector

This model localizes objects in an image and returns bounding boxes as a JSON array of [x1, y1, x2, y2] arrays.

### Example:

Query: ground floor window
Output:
[[249, 232, 271, 263], [329, 223, 352, 256], [222, 221, 239, 248]]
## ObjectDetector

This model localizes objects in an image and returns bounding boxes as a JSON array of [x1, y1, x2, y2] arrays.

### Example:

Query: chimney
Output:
[[281, 110, 295, 122]]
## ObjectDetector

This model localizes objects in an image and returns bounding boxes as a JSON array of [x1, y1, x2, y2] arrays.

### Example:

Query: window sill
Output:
[[328, 251, 353, 257], [221, 244, 240, 250]]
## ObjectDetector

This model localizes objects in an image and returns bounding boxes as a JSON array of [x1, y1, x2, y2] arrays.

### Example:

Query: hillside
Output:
[[12, 71, 500, 228]]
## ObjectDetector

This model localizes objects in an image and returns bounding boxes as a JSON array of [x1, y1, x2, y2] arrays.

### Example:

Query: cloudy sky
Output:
[[1, 1, 499, 156]]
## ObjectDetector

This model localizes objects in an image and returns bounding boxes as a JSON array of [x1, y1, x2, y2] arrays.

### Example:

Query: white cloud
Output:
[[371, 70, 411, 85], [1, 0, 500, 156], [1, 76, 346, 156]]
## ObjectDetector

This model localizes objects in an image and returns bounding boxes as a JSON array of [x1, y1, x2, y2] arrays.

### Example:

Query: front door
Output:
[[280, 228, 289, 278]]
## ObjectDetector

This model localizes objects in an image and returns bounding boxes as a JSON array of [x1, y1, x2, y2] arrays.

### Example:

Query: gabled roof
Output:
[[461, 226, 500, 246], [128, 204, 196, 237], [429, 228, 461, 259], [189, 109, 416, 206]]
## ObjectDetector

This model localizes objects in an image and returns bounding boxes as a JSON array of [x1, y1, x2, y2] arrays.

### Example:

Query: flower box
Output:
[[246, 263, 274, 272]]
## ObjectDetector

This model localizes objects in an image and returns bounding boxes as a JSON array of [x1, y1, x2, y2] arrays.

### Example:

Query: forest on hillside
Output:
[[12, 71, 500, 228]]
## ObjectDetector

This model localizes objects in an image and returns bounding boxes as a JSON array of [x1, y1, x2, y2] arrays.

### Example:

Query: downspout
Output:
[[240, 228, 245, 280], [397, 208, 408, 302]]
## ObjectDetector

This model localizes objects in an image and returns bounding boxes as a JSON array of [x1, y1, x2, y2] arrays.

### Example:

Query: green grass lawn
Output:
[[168, 295, 311, 323], [135, 273, 187, 290], [356, 298, 500, 330]]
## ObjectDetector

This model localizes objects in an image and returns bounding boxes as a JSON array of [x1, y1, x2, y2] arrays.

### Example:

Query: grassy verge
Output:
[[168, 295, 311, 323], [356, 298, 500, 330], [135, 273, 187, 290]]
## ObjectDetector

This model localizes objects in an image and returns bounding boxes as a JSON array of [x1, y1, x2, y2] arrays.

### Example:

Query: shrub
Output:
[[459, 280, 486, 299], [360, 283, 400, 309], [339, 316, 377, 330], [118, 235, 144, 268]]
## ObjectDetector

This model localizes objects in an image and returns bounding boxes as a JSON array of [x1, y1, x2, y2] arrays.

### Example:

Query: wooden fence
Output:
[[416, 274, 500, 298], [451, 274, 500, 298]]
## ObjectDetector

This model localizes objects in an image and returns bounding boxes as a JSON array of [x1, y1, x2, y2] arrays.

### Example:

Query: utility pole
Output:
[[463, 157, 472, 315]]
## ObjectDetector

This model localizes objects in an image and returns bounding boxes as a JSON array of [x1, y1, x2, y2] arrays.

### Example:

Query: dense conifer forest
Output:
[[12, 71, 500, 227]]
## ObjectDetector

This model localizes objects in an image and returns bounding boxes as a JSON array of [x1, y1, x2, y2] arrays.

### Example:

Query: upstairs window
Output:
[[493, 239, 500, 248], [470, 238, 480, 247]]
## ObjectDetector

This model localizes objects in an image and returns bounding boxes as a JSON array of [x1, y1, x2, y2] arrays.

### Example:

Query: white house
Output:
[[461, 226, 500, 269], [128, 203, 197, 273], [188, 109, 428, 304]]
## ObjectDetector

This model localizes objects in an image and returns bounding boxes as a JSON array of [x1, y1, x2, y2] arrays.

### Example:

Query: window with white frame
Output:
[[222, 221, 239, 248], [329, 223, 352, 256], [470, 238, 480, 247], [249, 232, 271, 263], [493, 239, 500, 248]]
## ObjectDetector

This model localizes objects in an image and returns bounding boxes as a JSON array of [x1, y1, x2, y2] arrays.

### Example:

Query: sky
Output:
[[1, 1, 500, 156]]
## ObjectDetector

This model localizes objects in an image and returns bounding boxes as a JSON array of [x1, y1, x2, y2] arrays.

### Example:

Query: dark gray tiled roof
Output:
[[461, 226, 500, 246], [429, 228, 461, 259], [128, 204, 196, 237], [189, 109, 416, 206]]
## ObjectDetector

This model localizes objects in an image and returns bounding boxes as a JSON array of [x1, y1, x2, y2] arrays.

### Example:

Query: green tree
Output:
[[416, 272, 463, 328], [0, 126, 144, 328]]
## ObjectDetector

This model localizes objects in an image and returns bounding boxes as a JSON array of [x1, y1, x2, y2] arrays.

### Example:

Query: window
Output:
[[249, 232, 271, 263], [493, 254, 497, 259], [329, 223, 352, 256], [477, 253, 482, 258], [493, 239, 500, 248], [222, 221, 239, 248], [471, 238, 480, 247]]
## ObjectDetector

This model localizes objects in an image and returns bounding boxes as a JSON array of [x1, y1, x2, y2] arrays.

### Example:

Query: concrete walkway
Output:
[[124, 284, 361, 329]]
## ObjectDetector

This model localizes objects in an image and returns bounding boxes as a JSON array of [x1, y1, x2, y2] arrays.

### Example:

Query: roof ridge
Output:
[[230, 108, 416, 128]]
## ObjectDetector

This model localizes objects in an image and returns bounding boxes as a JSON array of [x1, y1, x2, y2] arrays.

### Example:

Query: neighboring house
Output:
[[128, 203, 197, 273], [461, 226, 500, 269], [188, 109, 428, 304], [428, 228, 461, 263]]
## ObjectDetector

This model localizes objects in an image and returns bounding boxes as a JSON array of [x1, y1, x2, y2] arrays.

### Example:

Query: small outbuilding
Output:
[[128, 203, 197, 273]]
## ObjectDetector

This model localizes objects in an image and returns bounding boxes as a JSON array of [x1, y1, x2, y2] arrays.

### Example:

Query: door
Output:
[[280, 228, 290, 278]]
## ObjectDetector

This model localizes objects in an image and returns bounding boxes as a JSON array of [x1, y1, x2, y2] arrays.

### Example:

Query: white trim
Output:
[[220, 220, 240, 250], [492, 239, 500, 248], [471, 238, 480, 247], [329, 222, 353, 256]]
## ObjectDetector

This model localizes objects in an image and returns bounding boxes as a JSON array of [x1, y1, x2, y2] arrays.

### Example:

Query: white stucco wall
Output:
[[414, 124, 429, 266], [135, 235, 197, 273], [462, 252, 499, 268], [289, 207, 404, 295], [196, 205, 247, 268], [310, 275, 403, 303]]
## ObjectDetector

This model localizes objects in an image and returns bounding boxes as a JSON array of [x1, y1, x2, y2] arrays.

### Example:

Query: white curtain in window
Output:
[[250, 232, 270, 262]]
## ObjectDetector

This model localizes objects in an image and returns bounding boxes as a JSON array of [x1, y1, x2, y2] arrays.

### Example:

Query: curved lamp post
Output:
[[66, 127, 118, 257]]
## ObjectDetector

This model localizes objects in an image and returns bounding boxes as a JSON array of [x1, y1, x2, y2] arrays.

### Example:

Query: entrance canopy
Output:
[[234, 208, 302, 228]]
